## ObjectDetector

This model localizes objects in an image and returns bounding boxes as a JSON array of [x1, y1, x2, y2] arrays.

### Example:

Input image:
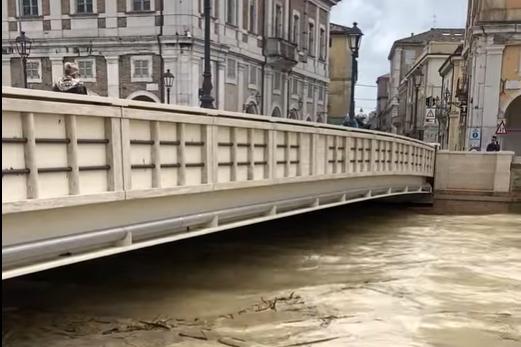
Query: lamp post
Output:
[[200, 0, 214, 109], [412, 71, 423, 139], [163, 69, 175, 104], [13, 31, 32, 88], [347, 22, 363, 127]]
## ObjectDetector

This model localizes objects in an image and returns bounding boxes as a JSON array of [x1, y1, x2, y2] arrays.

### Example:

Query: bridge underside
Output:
[[2, 175, 430, 279]]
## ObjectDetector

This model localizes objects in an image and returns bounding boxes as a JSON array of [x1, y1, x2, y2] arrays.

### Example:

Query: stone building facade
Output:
[[2, 0, 338, 123], [375, 73, 390, 131], [327, 22, 354, 125], [382, 29, 464, 139], [462, 0, 521, 154]]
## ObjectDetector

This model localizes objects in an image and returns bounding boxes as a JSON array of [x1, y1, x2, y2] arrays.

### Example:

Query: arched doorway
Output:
[[504, 95, 521, 155], [271, 106, 282, 117]]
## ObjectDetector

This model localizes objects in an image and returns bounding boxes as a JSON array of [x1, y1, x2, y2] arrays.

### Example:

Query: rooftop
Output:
[[330, 23, 358, 35], [388, 28, 465, 59]]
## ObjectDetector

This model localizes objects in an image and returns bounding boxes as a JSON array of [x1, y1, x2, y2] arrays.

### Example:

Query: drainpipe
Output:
[[261, 0, 266, 115], [156, 0, 165, 103]]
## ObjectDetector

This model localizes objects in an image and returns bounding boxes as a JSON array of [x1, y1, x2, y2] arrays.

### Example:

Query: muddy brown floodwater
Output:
[[2, 201, 521, 347]]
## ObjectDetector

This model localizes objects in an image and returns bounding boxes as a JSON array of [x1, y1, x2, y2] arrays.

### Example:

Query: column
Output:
[[264, 70, 273, 115], [2, 57, 11, 86], [283, 0, 290, 40], [106, 56, 120, 98], [49, 0, 62, 31], [238, 62, 247, 112], [218, 62, 225, 110], [481, 44, 504, 151], [266, 0, 273, 37], [50, 56, 63, 85], [105, 0, 118, 30], [282, 73, 288, 117], [191, 56, 200, 107]]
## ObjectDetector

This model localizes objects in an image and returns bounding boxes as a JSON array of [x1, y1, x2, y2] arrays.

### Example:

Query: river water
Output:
[[3, 201, 521, 347]]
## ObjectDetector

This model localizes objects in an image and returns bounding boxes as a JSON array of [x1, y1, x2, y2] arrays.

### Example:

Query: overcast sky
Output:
[[330, 0, 468, 114]]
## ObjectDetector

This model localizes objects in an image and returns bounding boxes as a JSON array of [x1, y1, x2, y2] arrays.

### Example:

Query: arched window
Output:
[[245, 101, 259, 114], [288, 108, 299, 120], [271, 106, 282, 117]]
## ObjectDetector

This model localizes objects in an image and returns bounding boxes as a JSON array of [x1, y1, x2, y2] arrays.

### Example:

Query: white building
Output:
[[2, 0, 337, 122]]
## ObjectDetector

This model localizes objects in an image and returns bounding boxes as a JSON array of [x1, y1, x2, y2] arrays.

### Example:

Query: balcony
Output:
[[265, 37, 297, 72]]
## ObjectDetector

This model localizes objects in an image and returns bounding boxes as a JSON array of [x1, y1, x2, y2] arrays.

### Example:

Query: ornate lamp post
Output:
[[13, 31, 32, 88], [346, 22, 363, 127], [163, 69, 175, 104], [412, 70, 424, 138], [200, 0, 214, 109]]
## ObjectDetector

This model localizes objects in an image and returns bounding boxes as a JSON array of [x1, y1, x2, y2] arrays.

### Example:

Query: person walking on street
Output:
[[52, 62, 87, 95], [486, 136, 501, 152]]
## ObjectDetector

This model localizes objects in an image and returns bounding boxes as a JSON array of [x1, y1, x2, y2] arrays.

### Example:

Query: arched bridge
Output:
[[2, 87, 435, 279]]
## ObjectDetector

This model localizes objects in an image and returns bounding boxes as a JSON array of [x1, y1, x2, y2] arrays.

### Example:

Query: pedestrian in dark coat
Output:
[[486, 136, 501, 152]]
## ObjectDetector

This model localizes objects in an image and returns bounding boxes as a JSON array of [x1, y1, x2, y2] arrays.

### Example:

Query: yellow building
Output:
[[328, 23, 355, 125], [463, 0, 521, 153]]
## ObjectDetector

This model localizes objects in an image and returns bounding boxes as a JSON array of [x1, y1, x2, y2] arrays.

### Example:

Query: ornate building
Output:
[[2, 0, 338, 122], [463, 0, 521, 153]]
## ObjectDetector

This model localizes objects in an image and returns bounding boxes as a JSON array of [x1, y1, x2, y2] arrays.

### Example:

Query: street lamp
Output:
[[200, 0, 214, 109], [12, 31, 32, 88], [412, 70, 423, 138], [163, 69, 175, 104], [347, 22, 363, 127]]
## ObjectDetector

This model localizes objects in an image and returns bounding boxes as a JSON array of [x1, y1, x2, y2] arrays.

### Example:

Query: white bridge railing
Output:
[[2, 87, 435, 278], [2, 87, 434, 213]]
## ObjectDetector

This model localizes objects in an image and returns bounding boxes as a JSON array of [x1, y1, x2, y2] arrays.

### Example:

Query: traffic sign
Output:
[[496, 121, 507, 135], [470, 128, 481, 140]]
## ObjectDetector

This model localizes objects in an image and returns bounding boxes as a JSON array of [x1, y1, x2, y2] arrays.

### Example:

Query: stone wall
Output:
[[435, 151, 515, 193]]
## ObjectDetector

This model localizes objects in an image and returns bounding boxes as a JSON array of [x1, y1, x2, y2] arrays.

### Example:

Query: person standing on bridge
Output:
[[52, 62, 88, 95], [486, 136, 501, 152]]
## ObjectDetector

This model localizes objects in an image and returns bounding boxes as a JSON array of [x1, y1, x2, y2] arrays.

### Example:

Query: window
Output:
[[226, 57, 237, 83], [292, 78, 299, 95], [249, 0, 256, 33], [22, 0, 38, 16], [319, 26, 326, 60], [404, 50, 416, 66], [308, 21, 315, 56], [76, 58, 96, 81], [226, 0, 237, 25], [307, 83, 313, 99], [249, 65, 257, 87], [318, 86, 324, 102], [273, 72, 281, 92], [133, 0, 150, 11], [274, 3, 283, 38], [130, 56, 153, 82], [26, 59, 41, 83], [77, 0, 93, 13], [292, 13, 300, 46]]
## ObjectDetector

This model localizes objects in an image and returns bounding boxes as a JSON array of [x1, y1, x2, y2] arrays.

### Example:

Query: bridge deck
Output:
[[2, 87, 435, 279]]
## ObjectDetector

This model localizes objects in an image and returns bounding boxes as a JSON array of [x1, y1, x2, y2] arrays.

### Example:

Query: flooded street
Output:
[[3, 202, 521, 347]]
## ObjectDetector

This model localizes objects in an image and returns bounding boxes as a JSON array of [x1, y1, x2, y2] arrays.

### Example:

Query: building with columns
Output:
[[462, 0, 521, 154], [2, 0, 337, 123]]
